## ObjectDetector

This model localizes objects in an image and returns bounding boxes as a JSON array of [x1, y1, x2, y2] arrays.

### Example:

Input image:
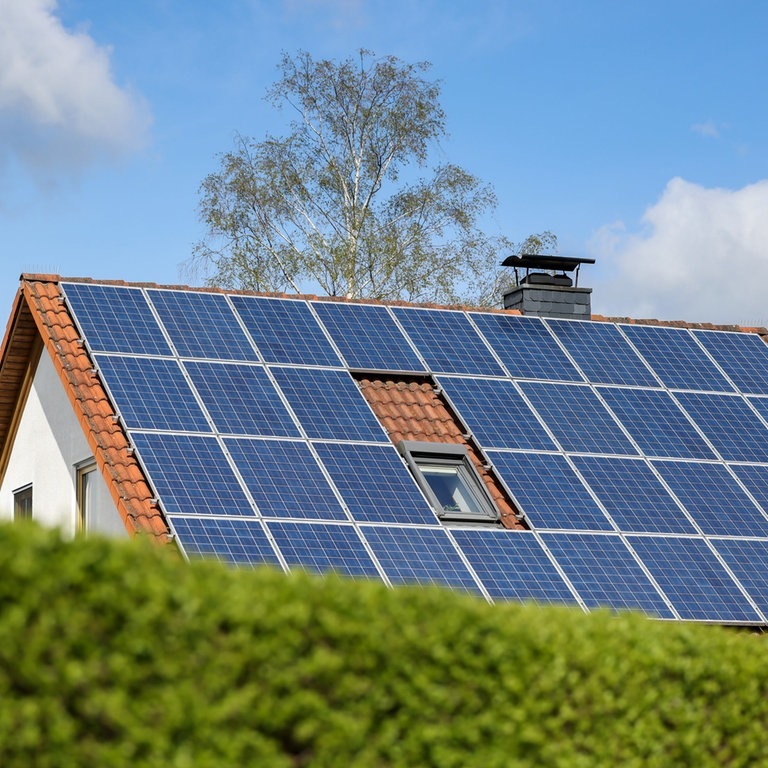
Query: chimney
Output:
[[500, 253, 595, 320]]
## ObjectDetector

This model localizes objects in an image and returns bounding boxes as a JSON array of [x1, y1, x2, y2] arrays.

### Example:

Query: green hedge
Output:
[[0, 523, 766, 767]]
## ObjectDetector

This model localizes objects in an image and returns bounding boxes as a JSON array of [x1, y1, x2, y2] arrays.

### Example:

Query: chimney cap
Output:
[[501, 253, 595, 271]]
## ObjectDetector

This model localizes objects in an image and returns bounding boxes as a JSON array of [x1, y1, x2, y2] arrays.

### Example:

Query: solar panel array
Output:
[[62, 282, 768, 624]]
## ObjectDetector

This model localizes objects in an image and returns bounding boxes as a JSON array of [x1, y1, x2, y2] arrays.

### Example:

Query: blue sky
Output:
[[2, 0, 768, 324]]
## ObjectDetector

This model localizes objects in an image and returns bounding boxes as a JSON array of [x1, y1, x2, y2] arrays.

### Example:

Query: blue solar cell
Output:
[[728, 464, 768, 517], [675, 392, 768, 462], [63, 282, 172, 356], [452, 529, 578, 604], [652, 460, 768, 537], [360, 525, 482, 593], [438, 376, 557, 451], [598, 386, 716, 460], [540, 532, 674, 617], [692, 330, 768, 395], [148, 289, 258, 361], [95, 354, 211, 432], [314, 442, 438, 525], [170, 516, 281, 567], [132, 432, 253, 516], [571, 456, 697, 534], [184, 362, 300, 437], [518, 382, 638, 455], [231, 296, 341, 366], [621, 324, 734, 392], [225, 438, 347, 520], [266, 521, 381, 578], [487, 451, 613, 531], [470, 313, 583, 381], [392, 307, 505, 376], [546, 319, 658, 386], [312, 301, 425, 371], [710, 538, 768, 619], [627, 535, 761, 622], [271, 367, 387, 442], [746, 396, 768, 427]]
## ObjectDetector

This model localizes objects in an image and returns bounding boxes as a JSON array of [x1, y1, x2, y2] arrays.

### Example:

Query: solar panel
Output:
[[313, 442, 439, 525], [132, 432, 253, 516], [518, 382, 638, 455], [692, 330, 768, 395], [62, 283, 172, 356], [184, 362, 300, 437], [437, 376, 557, 451], [392, 307, 505, 376], [627, 535, 761, 622], [710, 538, 768, 618], [487, 451, 613, 531], [728, 464, 768, 517], [652, 460, 768, 537], [451, 529, 578, 604], [674, 392, 768, 463], [170, 516, 282, 567], [540, 532, 674, 617], [230, 296, 342, 366], [620, 324, 734, 392], [224, 438, 348, 521], [597, 386, 716, 460], [470, 313, 583, 381], [266, 521, 381, 578], [270, 367, 388, 442], [545, 319, 658, 386], [311, 301, 425, 371], [360, 525, 483, 593], [148, 290, 258, 361], [570, 456, 697, 534], [94, 354, 211, 432]]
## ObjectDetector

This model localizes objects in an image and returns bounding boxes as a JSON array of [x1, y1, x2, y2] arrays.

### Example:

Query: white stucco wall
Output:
[[0, 350, 123, 537]]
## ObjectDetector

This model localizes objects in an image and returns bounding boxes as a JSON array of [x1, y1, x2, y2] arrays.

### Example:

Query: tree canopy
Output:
[[190, 50, 548, 306]]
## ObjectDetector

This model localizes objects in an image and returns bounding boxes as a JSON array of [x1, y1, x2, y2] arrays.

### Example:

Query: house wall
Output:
[[0, 350, 124, 537]]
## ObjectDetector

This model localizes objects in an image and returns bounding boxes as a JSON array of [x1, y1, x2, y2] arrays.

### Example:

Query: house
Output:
[[4, 272, 768, 625]]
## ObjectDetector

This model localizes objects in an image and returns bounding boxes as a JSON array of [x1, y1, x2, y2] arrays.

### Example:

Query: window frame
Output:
[[398, 440, 499, 524], [13, 484, 32, 521]]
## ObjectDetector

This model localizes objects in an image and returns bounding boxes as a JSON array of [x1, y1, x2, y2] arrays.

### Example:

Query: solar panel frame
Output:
[[184, 361, 301, 438], [224, 438, 349, 521], [597, 386, 717, 460], [518, 382, 639, 455], [651, 460, 768, 537], [170, 515, 283, 567], [487, 451, 614, 531], [627, 535, 762, 623], [728, 464, 768, 517], [451, 528, 579, 604], [620, 324, 734, 392], [437, 376, 558, 451], [94, 354, 212, 433], [148, 289, 259, 361], [62, 282, 172, 356], [545, 319, 659, 386], [710, 537, 768, 619], [392, 307, 506, 376], [311, 301, 426, 371], [570, 455, 698, 534], [270, 366, 389, 442], [313, 442, 440, 525], [230, 295, 342, 366], [469, 312, 584, 382], [692, 329, 768, 395], [540, 532, 675, 617], [360, 524, 484, 594]]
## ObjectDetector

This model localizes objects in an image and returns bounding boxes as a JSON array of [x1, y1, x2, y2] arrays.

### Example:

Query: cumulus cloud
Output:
[[591, 177, 768, 326], [691, 120, 720, 138], [0, 0, 150, 180]]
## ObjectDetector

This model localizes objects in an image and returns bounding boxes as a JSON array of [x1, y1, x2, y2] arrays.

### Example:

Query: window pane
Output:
[[420, 465, 485, 517], [81, 467, 127, 538], [14, 487, 32, 521]]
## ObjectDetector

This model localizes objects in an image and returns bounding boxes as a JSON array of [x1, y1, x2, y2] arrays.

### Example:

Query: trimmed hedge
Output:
[[0, 523, 766, 766]]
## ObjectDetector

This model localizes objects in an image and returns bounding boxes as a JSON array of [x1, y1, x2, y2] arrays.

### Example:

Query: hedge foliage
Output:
[[0, 522, 766, 767]]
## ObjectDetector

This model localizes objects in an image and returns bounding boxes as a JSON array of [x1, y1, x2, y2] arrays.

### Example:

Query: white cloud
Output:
[[0, 0, 150, 180], [591, 177, 768, 326], [691, 120, 720, 139]]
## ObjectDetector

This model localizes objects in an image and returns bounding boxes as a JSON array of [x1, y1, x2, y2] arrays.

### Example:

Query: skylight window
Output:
[[398, 441, 499, 524]]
